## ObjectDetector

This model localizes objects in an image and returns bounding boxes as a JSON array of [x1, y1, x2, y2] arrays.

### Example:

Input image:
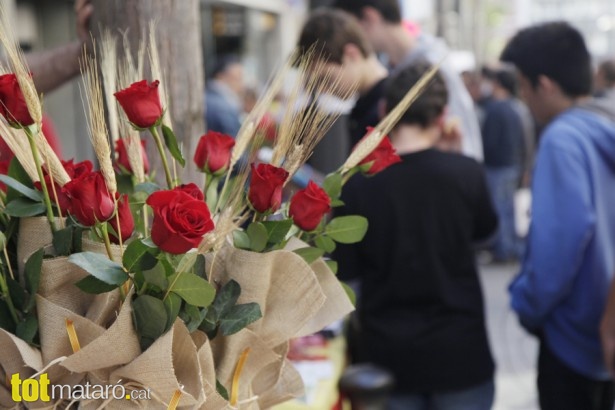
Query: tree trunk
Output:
[[91, 0, 204, 183]]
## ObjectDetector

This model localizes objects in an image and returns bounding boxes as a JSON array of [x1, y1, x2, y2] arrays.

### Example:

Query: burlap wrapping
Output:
[[109, 319, 204, 408], [284, 238, 355, 337], [207, 245, 327, 347], [16, 217, 55, 277], [0, 329, 42, 409]]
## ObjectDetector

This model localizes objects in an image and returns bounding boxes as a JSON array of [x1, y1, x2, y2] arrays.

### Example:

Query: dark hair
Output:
[[500, 21, 591, 97], [332, 0, 402, 23], [385, 61, 448, 128], [494, 68, 517, 96], [297, 8, 372, 64], [598, 59, 615, 87], [210, 54, 241, 79]]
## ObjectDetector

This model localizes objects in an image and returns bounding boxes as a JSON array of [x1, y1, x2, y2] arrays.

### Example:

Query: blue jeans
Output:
[[485, 166, 521, 260], [387, 380, 495, 410]]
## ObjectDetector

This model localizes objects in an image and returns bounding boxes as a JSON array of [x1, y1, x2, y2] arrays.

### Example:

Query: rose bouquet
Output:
[[0, 17, 435, 410]]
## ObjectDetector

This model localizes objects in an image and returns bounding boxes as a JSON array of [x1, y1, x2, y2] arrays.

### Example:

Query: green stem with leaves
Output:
[[148, 126, 174, 189], [0, 271, 18, 324], [24, 127, 56, 232]]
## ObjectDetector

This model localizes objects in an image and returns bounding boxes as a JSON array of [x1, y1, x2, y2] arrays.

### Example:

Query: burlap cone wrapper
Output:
[[0, 329, 43, 409], [16, 217, 55, 277]]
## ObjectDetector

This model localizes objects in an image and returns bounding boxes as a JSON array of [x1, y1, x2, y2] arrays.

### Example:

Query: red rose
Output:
[[34, 159, 93, 213], [115, 138, 150, 174], [289, 181, 331, 231], [248, 163, 288, 213], [0, 160, 9, 192], [114, 80, 163, 129], [146, 190, 215, 254], [193, 131, 235, 175], [0, 74, 34, 126], [357, 128, 402, 175], [109, 193, 134, 244], [174, 183, 204, 201], [63, 171, 115, 226]]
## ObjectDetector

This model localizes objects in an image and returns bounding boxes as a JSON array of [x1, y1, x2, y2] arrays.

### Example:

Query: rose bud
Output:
[[248, 163, 289, 214], [109, 193, 134, 244], [0, 74, 35, 127], [146, 190, 215, 254], [193, 131, 235, 175], [174, 183, 204, 201], [356, 127, 402, 175], [63, 171, 115, 226], [289, 181, 331, 231], [114, 80, 163, 129], [115, 138, 150, 174], [34, 159, 93, 213]]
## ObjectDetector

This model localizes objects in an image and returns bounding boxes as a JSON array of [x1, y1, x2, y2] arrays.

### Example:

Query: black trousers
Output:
[[538, 340, 614, 410]]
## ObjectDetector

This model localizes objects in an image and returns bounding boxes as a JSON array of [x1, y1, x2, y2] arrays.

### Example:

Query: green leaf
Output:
[[199, 307, 218, 338], [182, 304, 205, 332], [135, 182, 160, 196], [6, 158, 33, 203], [166, 272, 215, 307], [115, 173, 134, 195], [68, 252, 129, 286], [205, 177, 219, 211], [0, 175, 42, 202], [262, 219, 293, 244], [7, 277, 27, 311], [0, 300, 16, 333], [330, 199, 345, 208], [75, 275, 118, 294], [132, 294, 168, 348], [293, 246, 325, 264], [219, 303, 262, 336], [212, 280, 240, 318], [233, 230, 250, 250], [24, 248, 43, 308], [193, 254, 207, 279], [325, 260, 338, 274], [123, 239, 159, 272], [325, 215, 368, 244], [4, 198, 46, 217], [163, 292, 182, 331], [323, 173, 343, 200], [314, 235, 336, 253], [142, 263, 169, 291], [16, 315, 38, 344], [247, 222, 268, 252], [52, 226, 73, 256], [216, 380, 229, 401], [340, 281, 356, 306], [161, 124, 186, 167]]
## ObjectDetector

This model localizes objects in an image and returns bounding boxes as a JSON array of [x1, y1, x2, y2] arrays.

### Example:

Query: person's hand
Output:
[[437, 117, 463, 153], [75, 0, 93, 47], [600, 280, 615, 377]]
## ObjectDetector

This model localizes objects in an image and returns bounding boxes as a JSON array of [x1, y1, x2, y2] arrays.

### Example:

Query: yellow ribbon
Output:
[[65, 318, 81, 352], [230, 347, 251, 406], [166, 389, 182, 410]]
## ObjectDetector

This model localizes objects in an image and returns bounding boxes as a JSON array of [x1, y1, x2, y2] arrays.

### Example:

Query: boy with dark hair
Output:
[[297, 8, 389, 146], [334, 62, 497, 410], [332, 0, 483, 161], [502, 21, 615, 410]]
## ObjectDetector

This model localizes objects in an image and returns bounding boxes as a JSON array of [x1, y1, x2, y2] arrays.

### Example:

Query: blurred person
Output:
[[297, 8, 389, 147], [594, 59, 615, 100], [502, 21, 615, 410], [0, 0, 94, 162], [205, 54, 244, 137], [481, 68, 527, 262], [332, 0, 483, 161], [334, 62, 497, 410]]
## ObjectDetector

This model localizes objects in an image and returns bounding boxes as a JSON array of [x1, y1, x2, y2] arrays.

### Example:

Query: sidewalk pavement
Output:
[[479, 262, 539, 410]]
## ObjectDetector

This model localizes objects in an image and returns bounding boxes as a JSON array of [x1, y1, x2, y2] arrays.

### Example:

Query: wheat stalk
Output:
[[99, 29, 120, 143], [341, 63, 440, 173], [0, 120, 38, 181], [148, 21, 172, 130], [80, 46, 117, 197]]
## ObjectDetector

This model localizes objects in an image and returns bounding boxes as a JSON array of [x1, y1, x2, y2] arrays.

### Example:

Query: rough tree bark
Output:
[[91, 0, 205, 183]]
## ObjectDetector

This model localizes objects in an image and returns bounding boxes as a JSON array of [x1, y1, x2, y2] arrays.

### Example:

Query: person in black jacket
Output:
[[334, 62, 498, 410]]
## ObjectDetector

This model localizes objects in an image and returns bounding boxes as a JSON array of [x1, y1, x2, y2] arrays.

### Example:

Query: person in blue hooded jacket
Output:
[[501, 21, 615, 410]]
